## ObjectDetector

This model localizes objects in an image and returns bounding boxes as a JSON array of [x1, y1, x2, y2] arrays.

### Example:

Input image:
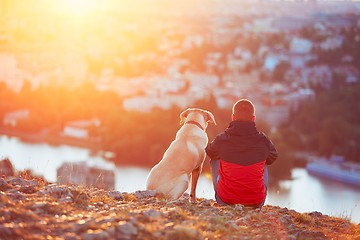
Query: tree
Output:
[[278, 82, 360, 163]]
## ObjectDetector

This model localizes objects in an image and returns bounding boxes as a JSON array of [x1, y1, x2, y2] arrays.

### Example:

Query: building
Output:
[[3, 109, 30, 127], [62, 118, 101, 139], [290, 38, 313, 55]]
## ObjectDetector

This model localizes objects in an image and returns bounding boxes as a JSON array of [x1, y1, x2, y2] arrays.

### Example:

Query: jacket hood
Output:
[[225, 120, 258, 136]]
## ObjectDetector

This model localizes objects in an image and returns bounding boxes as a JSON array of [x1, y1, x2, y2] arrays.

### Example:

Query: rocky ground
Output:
[[0, 174, 359, 240]]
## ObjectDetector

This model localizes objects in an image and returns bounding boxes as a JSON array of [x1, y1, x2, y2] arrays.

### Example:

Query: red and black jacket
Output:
[[205, 120, 278, 206]]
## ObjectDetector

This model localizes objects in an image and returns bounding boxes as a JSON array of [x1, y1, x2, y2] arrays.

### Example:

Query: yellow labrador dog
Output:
[[146, 108, 216, 202]]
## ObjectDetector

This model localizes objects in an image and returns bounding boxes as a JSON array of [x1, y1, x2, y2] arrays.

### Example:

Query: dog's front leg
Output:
[[189, 165, 202, 203]]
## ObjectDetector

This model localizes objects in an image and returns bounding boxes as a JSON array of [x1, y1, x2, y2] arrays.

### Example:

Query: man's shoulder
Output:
[[214, 131, 229, 141], [258, 131, 269, 139], [258, 131, 275, 146]]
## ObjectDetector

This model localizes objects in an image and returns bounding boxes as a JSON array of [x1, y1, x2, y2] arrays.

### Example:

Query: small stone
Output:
[[8, 177, 30, 187], [279, 215, 292, 224], [26, 179, 39, 187], [309, 211, 323, 217], [234, 204, 243, 211], [19, 185, 37, 194], [81, 229, 109, 240], [105, 226, 116, 237], [287, 224, 299, 234], [41, 184, 73, 199], [108, 191, 124, 201], [32, 202, 47, 209], [7, 189, 25, 200], [236, 215, 251, 225], [96, 216, 115, 225], [288, 234, 297, 240], [116, 221, 138, 236], [181, 193, 190, 198], [0, 178, 12, 191], [134, 190, 156, 199], [224, 220, 238, 229], [73, 220, 91, 233], [63, 232, 81, 240], [59, 196, 73, 203], [87, 205, 96, 211], [165, 225, 200, 239], [143, 209, 162, 218], [278, 208, 289, 214], [167, 199, 186, 206]]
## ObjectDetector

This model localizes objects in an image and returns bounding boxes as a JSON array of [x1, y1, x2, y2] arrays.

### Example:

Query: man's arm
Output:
[[266, 139, 278, 165], [205, 137, 221, 160]]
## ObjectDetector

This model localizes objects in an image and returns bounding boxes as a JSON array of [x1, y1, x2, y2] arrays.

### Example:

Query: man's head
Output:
[[232, 99, 255, 122]]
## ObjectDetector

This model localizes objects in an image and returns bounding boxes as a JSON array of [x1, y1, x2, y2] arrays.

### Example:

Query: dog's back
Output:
[[147, 133, 205, 199], [146, 108, 216, 200]]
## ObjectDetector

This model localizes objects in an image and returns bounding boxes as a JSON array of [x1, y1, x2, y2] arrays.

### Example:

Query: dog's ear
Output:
[[179, 108, 191, 125], [205, 111, 217, 125]]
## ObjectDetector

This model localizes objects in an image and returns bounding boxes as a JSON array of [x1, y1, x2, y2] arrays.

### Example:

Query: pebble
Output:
[[8, 177, 30, 187], [59, 196, 74, 204], [143, 209, 162, 218], [309, 211, 323, 217], [9, 177, 38, 187], [279, 215, 293, 224], [108, 191, 124, 200], [116, 221, 138, 236], [134, 190, 157, 199], [81, 229, 110, 240], [41, 185, 73, 199], [0, 178, 12, 191], [165, 225, 200, 239], [63, 232, 81, 240], [236, 215, 251, 225], [234, 204, 243, 211], [224, 220, 238, 229], [7, 189, 25, 200], [73, 220, 91, 233], [19, 185, 37, 194]]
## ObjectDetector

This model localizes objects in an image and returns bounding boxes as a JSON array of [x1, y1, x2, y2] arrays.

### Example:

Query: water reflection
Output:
[[1, 135, 359, 223], [267, 169, 360, 223], [0, 135, 114, 182]]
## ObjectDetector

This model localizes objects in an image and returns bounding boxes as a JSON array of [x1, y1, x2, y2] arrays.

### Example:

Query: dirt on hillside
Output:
[[0, 175, 359, 240]]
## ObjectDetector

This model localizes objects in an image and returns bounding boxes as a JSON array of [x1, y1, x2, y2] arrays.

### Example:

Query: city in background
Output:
[[0, 0, 359, 222]]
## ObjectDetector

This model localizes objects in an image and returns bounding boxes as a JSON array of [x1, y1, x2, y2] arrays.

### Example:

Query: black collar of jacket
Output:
[[185, 120, 204, 131], [226, 120, 258, 135]]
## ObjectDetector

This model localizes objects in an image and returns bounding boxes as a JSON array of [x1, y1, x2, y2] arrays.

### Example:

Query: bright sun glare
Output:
[[52, 0, 102, 16]]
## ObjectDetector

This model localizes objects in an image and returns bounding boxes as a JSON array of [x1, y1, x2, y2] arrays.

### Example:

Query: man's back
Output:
[[206, 120, 277, 206]]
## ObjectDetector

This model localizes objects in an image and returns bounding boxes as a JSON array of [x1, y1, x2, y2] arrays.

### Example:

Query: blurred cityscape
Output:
[[1, 1, 359, 124], [0, 0, 360, 172], [1, 0, 360, 223]]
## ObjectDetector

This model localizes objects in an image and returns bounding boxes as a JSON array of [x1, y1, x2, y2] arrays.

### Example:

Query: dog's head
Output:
[[179, 108, 216, 127]]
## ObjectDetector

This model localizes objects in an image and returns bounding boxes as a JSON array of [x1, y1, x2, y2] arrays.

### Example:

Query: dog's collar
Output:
[[185, 120, 205, 131]]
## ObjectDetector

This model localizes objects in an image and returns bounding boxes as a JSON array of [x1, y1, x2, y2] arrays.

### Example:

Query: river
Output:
[[1, 135, 359, 223]]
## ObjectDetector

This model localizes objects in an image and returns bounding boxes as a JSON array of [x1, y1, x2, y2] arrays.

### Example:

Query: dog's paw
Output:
[[189, 194, 196, 203]]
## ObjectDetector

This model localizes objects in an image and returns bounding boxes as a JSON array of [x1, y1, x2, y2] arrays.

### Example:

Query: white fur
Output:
[[146, 108, 216, 200]]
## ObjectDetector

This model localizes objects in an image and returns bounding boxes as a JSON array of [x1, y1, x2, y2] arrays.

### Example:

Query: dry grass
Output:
[[294, 213, 315, 225], [18, 170, 49, 188]]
